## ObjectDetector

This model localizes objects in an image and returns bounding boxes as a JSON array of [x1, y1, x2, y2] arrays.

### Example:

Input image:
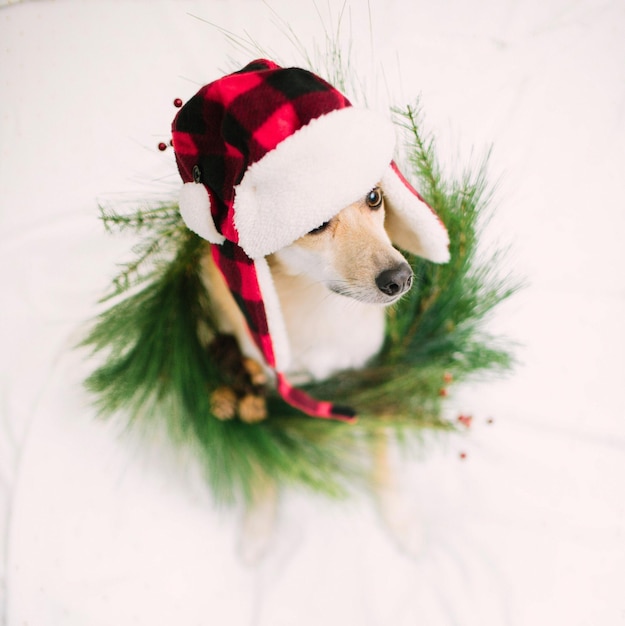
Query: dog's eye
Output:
[[366, 187, 383, 209], [309, 220, 330, 235]]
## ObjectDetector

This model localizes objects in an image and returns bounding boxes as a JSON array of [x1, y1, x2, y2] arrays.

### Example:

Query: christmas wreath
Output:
[[82, 54, 517, 503]]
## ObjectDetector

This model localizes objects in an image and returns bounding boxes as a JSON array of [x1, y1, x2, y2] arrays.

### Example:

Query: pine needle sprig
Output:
[[99, 203, 181, 233], [98, 202, 188, 301], [386, 102, 520, 381]]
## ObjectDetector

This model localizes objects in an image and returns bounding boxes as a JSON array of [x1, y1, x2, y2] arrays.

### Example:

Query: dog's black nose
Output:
[[375, 263, 413, 297]]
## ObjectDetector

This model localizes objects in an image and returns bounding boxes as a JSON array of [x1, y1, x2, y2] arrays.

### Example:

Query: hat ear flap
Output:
[[382, 162, 450, 263], [253, 256, 291, 371], [179, 182, 225, 245]]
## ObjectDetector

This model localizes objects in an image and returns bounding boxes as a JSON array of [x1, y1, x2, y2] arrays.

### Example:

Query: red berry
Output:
[[438, 388, 448, 397], [459, 452, 467, 460], [443, 372, 453, 383], [158, 142, 167, 151], [173, 98, 183, 108], [457, 414, 473, 428]]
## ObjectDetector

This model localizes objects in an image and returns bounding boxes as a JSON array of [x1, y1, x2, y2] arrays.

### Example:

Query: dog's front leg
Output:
[[371, 430, 425, 558], [238, 469, 279, 565]]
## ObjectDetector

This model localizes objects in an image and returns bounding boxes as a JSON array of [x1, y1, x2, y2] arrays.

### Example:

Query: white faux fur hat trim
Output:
[[254, 256, 291, 370], [179, 182, 225, 245], [382, 162, 450, 263], [233, 107, 396, 260]]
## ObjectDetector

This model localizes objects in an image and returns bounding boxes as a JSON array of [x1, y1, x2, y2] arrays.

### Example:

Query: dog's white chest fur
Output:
[[270, 267, 386, 382]]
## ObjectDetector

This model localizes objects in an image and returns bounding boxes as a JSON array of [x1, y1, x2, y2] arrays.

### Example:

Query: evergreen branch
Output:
[[392, 103, 442, 205], [106, 234, 171, 300], [99, 202, 187, 300], [99, 202, 180, 234]]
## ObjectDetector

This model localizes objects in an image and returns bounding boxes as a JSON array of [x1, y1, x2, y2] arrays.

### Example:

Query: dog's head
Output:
[[270, 186, 413, 305]]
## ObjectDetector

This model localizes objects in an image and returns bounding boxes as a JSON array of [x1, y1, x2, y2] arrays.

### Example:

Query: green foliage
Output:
[[82, 101, 518, 503], [387, 104, 518, 375]]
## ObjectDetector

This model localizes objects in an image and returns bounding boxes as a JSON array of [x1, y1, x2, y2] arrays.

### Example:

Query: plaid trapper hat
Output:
[[172, 59, 450, 422]]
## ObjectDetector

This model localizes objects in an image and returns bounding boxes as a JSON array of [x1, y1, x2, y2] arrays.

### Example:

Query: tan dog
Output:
[[202, 185, 423, 561], [171, 60, 450, 560]]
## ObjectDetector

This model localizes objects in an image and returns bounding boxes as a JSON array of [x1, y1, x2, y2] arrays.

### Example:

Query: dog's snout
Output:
[[375, 263, 413, 297]]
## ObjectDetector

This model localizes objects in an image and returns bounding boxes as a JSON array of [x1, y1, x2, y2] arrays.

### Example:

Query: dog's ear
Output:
[[381, 163, 450, 263]]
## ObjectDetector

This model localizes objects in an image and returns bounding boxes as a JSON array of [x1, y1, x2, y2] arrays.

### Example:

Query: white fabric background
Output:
[[1, 0, 624, 624]]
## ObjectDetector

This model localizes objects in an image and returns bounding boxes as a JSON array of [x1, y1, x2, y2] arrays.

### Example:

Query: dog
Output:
[[170, 59, 450, 561], [201, 184, 424, 561]]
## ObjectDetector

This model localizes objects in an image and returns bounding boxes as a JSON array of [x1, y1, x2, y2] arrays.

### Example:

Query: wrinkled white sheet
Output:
[[1, 1, 624, 624]]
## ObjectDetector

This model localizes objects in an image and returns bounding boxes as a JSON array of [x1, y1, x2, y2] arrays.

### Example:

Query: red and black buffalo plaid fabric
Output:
[[172, 59, 357, 422], [172, 59, 351, 244]]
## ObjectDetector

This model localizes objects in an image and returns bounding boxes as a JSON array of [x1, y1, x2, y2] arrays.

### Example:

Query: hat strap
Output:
[[277, 374, 357, 423]]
